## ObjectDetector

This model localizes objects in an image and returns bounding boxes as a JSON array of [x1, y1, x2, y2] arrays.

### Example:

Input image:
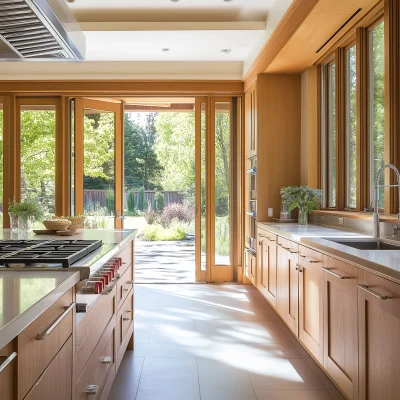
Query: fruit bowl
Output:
[[43, 219, 71, 231], [67, 216, 86, 231]]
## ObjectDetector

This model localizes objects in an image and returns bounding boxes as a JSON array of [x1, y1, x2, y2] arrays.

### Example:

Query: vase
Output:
[[9, 213, 19, 232], [18, 214, 31, 232], [298, 207, 309, 226]]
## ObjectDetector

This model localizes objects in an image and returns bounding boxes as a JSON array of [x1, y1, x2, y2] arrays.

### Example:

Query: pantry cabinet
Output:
[[322, 257, 358, 399]]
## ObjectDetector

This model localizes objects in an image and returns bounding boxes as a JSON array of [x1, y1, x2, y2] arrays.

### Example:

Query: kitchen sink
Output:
[[322, 239, 400, 251]]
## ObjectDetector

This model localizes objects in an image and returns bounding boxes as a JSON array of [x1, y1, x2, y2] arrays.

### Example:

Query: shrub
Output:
[[154, 192, 164, 210], [215, 196, 229, 216], [161, 202, 194, 227], [143, 209, 160, 225], [138, 224, 186, 241], [137, 187, 145, 211], [127, 189, 136, 213], [105, 190, 115, 215]]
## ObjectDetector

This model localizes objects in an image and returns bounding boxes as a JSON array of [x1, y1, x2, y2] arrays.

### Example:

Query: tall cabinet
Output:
[[244, 74, 301, 282]]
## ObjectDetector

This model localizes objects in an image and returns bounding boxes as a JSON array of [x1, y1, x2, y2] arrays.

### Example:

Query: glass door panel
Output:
[[0, 100, 3, 228]]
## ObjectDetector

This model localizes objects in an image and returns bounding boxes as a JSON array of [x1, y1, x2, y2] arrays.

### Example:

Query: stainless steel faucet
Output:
[[373, 164, 400, 238]]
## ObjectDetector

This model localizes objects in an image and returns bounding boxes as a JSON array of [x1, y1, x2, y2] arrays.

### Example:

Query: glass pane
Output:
[[201, 103, 206, 271], [214, 102, 230, 265], [370, 22, 385, 209], [0, 103, 3, 227], [20, 105, 56, 220], [83, 109, 115, 229], [71, 100, 75, 216], [346, 45, 357, 209], [328, 64, 336, 207]]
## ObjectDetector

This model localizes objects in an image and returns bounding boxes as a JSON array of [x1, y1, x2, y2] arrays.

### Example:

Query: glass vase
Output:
[[18, 214, 31, 232], [298, 207, 309, 226], [9, 213, 19, 232]]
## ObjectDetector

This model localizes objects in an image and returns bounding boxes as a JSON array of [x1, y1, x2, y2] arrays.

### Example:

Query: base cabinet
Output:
[[322, 257, 358, 399], [0, 341, 16, 400], [244, 249, 256, 285], [357, 271, 400, 400]]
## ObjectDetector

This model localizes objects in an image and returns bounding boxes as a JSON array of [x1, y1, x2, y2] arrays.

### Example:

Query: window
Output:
[[346, 45, 357, 208], [328, 63, 337, 208], [369, 21, 385, 209], [0, 102, 3, 227]]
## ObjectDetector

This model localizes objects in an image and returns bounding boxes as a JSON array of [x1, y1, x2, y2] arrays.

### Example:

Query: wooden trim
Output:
[[307, 65, 321, 188], [243, 0, 318, 90], [336, 47, 346, 211], [356, 27, 370, 211], [384, 0, 400, 214], [74, 98, 84, 216], [115, 101, 124, 229], [0, 80, 243, 96], [313, 209, 400, 223]]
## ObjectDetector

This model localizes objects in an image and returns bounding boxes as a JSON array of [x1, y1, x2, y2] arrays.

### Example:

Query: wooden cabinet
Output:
[[357, 271, 400, 400], [276, 237, 299, 335], [322, 257, 358, 399], [298, 245, 323, 363], [0, 341, 16, 400], [244, 248, 256, 285], [256, 231, 277, 308]]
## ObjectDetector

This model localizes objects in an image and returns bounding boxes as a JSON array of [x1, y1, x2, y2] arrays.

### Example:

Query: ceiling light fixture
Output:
[[170, 0, 179, 2], [223, 0, 233, 2], [221, 49, 231, 54], [162, 48, 170, 52]]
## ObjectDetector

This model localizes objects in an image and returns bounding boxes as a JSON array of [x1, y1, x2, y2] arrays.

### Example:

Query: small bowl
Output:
[[43, 220, 71, 231], [67, 216, 86, 231]]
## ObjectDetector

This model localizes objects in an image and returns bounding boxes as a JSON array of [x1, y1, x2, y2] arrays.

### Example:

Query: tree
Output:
[[154, 192, 164, 210], [127, 189, 136, 213], [137, 187, 146, 211]]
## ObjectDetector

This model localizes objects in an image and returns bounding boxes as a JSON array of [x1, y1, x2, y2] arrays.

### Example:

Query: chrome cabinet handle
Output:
[[298, 254, 320, 263], [0, 352, 17, 374], [356, 284, 392, 300], [36, 303, 75, 340], [123, 317, 131, 321], [322, 267, 350, 280], [85, 385, 99, 395], [277, 244, 297, 254], [259, 235, 276, 242], [101, 356, 112, 364]]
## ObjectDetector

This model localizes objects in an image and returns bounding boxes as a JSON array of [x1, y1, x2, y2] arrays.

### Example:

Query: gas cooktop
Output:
[[0, 239, 103, 267]]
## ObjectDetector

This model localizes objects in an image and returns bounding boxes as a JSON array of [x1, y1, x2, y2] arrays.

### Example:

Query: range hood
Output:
[[0, 0, 85, 61]]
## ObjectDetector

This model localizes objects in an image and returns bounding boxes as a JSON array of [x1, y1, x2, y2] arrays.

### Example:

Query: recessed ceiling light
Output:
[[221, 49, 231, 54], [170, 0, 179, 2], [224, 0, 233, 2], [162, 48, 170, 52]]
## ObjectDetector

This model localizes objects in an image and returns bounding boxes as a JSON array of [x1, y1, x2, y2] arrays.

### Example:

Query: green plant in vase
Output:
[[8, 197, 45, 232], [280, 186, 322, 225]]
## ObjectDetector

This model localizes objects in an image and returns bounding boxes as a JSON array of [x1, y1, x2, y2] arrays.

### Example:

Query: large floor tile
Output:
[[305, 358, 337, 391], [255, 389, 335, 400], [140, 358, 198, 380], [132, 342, 198, 359], [248, 358, 325, 390], [136, 377, 200, 400]]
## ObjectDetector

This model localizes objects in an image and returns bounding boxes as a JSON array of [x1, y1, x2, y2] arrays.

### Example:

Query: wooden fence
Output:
[[84, 190, 183, 209]]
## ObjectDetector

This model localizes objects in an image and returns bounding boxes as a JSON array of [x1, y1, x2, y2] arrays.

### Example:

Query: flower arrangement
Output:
[[8, 197, 45, 232], [280, 186, 323, 225]]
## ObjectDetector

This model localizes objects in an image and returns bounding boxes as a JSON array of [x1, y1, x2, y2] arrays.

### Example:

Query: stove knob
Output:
[[102, 267, 115, 279], [85, 281, 103, 294]]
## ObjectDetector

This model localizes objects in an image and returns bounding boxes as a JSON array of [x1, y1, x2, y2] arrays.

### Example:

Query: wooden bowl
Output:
[[43, 220, 71, 231], [67, 216, 86, 231]]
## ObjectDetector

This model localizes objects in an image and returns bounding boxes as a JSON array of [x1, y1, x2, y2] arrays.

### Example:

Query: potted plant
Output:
[[280, 186, 322, 225], [8, 197, 44, 232]]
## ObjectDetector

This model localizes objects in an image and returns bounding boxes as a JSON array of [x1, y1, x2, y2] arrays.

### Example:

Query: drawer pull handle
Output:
[[101, 356, 112, 364], [0, 352, 17, 374], [36, 303, 75, 340], [356, 284, 392, 300], [122, 262, 127, 265], [259, 235, 275, 242], [123, 288, 130, 292], [277, 244, 298, 254], [123, 317, 130, 321], [322, 267, 350, 280], [298, 254, 320, 263], [85, 385, 99, 395], [126, 310, 132, 313]]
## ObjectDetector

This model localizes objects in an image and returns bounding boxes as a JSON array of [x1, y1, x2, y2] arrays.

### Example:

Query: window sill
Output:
[[312, 209, 400, 223]]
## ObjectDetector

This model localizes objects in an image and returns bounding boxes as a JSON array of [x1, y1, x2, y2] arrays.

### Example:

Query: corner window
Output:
[[328, 63, 337, 208]]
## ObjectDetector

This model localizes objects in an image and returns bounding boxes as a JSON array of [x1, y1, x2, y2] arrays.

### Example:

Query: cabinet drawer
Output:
[[116, 241, 133, 276], [23, 336, 72, 400], [257, 229, 276, 243], [76, 286, 116, 380], [18, 289, 73, 400], [116, 264, 133, 310], [76, 320, 115, 400], [117, 290, 133, 353], [0, 341, 16, 400], [277, 236, 298, 253], [298, 245, 322, 264]]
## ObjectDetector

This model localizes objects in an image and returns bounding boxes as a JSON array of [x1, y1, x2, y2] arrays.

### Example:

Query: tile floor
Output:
[[108, 284, 345, 400]]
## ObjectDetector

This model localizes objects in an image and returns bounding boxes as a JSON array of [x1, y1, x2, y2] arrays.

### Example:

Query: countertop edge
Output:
[[0, 271, 80, 349], [257, 222, 400, 285]]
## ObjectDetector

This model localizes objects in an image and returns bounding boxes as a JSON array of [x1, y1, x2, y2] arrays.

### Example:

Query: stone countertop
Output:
[[0, 229, 137, 280], [258, 222, 400, 284], [0, 270, 80, 349]]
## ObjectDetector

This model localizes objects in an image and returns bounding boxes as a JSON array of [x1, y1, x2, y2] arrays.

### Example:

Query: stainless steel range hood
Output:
[[0, 0, 85, 61]]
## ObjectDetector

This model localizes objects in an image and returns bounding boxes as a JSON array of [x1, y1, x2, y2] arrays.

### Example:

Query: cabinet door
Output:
[[358, 271, 400, 400], [257, 234, 277, 308], [298, 246, 323, 362], [244, 249, 256, 285], [322, 257, 358, 399], [0, 341, 16, 400], [276, 242, 299, 335]]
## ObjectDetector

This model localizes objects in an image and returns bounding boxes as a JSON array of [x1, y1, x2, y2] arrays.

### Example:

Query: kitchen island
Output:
[[0, 229, 136, 400]]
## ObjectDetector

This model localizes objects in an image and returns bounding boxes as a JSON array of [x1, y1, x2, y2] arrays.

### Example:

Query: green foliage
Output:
[[281, 186, 323, 214], [104, 190, 114, 215], [8, 197, 45, 221], [137, 187, 146, 211], [127, 189, 136, 213], [215, 216, 230, 256], [138, 224, 186, 241], [154, 192, 164, 210]]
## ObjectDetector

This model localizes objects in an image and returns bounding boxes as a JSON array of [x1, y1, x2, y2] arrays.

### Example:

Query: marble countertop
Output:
[[258, 223, 400, 284], [0, 229, 137, 280], [0, 270, 79, 349]]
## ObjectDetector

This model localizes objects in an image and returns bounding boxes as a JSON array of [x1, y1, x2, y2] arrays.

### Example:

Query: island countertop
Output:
[[0, 229, 137, 279], [0, 270, 80, 349], [258, 222, 400, 284]]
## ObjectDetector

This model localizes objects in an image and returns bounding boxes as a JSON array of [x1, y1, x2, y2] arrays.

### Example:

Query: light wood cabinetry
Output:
[[357, 270, 400, 400], [0, 341, 16, 400], [256, 230, 277, 308], [244, 249, 256, 285], [276, 237, 299, 335], [298, 245, 323, 363], [322, 257, 358, 399]]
